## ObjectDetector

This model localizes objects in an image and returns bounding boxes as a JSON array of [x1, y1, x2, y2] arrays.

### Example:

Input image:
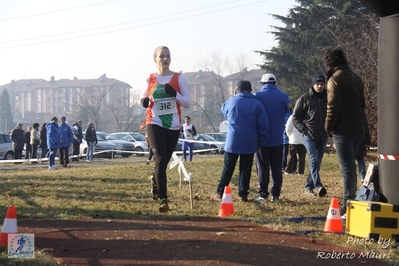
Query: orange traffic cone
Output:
[[218, 186, 234, 217], [0, 206, 18, 247], [323, 198, 343, 233]]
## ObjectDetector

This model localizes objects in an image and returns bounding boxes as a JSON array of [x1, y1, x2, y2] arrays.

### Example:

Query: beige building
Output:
[[0, 74, 131, 122]]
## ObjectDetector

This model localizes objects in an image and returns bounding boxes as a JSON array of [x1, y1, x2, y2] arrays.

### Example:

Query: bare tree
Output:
[[72, 87, 112, 131], [107, 94, 144, 132], [192, 50, 252, 132]]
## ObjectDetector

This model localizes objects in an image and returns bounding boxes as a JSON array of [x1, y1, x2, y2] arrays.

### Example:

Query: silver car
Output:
[[0, 133, 14, 160], [110, 132, 148, 156], [81, 133, 116, 159], [96, 132, 135, 158], [194, 133, 225, 154]]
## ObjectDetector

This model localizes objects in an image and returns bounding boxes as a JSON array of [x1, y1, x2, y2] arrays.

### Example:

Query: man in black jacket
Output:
[[10, 123, 25, 161], [71, 120, 83, 162], [292, 75, 328, 198], [324, 48, 365, 216]]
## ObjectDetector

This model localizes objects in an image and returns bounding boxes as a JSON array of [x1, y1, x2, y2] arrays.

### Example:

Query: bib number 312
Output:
[[154, 97, 177, 115]]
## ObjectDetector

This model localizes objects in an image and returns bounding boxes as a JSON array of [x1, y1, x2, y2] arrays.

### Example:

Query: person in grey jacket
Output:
[[211, 80, 269, 202], [293, 75, 328, 197], [10, 123, 24, 160]]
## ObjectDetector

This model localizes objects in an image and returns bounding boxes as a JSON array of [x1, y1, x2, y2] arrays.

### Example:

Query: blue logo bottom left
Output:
[[8, 234, 35, 259]]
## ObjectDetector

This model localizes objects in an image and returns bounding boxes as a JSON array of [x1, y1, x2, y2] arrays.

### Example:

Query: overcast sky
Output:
[[0, 0, 297, 91]]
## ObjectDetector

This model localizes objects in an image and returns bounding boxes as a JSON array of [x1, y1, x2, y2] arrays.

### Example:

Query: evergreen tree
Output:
[[257, 0, 378, 132], [0, 89, 14, 133]]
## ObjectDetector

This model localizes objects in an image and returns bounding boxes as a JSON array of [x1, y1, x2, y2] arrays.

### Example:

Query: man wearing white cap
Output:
[[254, 73, 290, 203]]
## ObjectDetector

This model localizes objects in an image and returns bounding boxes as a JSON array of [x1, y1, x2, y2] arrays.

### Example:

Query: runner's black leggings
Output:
[[146, 124, 180, 199]]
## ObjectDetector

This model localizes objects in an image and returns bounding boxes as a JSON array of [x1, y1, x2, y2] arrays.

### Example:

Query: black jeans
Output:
[[256, 145, 283, 198], [216, 152, 254, 197], [25, 144, 32, 159], [72, 141, 81, 160], [41, 147, 48, 158], [146, 124, 180, 200], [14, 149, 23, 159], [59, 147, 70, 166], [32, 144, 38, 159]]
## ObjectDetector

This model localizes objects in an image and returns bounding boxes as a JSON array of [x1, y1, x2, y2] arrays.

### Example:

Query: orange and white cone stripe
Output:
[[0, 206, 18, 247]]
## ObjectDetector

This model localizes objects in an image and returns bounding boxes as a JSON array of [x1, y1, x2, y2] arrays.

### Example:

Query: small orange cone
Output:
[[0, 206, 18, 247], [218, 186, 234, 217], [323, 198, 343, 233]]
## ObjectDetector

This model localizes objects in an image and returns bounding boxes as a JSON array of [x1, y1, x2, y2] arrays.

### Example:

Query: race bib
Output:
[[153, 97, 177, 116]]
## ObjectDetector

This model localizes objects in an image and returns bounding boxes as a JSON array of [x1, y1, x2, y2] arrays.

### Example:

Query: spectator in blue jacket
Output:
[[59, 116, 74, 167], [254, 73, 289, 203], [211, 80, 269, 202], [47, 117, 61, 170]]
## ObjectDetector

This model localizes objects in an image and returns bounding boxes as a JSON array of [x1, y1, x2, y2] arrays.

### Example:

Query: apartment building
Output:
[[0, 74, 131, 122]]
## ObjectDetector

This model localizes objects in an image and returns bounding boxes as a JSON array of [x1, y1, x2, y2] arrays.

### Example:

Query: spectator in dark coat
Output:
[[10, 123, 24, 160], [71, 120, 83, 162], [40, 123, 48, 159], [85, 122, 97, 162]]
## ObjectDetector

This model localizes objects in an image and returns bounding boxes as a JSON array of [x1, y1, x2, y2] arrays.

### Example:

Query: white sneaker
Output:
[[48, 165, 56, 170], [254, 196, 268, 202], [86, 160, 91, 162]]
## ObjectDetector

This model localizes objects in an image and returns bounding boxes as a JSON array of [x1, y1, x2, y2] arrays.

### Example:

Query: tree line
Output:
[[256, 0, 378, 136]]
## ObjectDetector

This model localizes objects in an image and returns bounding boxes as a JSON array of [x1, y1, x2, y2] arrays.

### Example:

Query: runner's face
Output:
[[154, 48, 171, 70]]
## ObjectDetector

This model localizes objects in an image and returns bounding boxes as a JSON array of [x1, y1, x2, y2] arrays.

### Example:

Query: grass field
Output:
[[0, 151, 398, 265]]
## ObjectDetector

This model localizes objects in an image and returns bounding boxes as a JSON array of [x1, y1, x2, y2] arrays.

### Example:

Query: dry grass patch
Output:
[[0, 151, 397, 264]]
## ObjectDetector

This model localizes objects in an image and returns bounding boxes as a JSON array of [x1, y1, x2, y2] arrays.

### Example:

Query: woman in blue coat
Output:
[[211, 80, 269, 202], [47, 117, 61, 170]]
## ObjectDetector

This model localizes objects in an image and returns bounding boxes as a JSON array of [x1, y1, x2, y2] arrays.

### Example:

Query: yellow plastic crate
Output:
[[346, 200, 399, 240]]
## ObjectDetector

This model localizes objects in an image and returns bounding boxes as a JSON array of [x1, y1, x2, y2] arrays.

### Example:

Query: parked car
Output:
[[81, 133, 116, 159], [175, 139, 212, 155], [96, 132, 135, 157], [194, 133, 224, 154], [0, 132, 14, 160], [206, 132, 227, 142], [110, 132, 148, 156]]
